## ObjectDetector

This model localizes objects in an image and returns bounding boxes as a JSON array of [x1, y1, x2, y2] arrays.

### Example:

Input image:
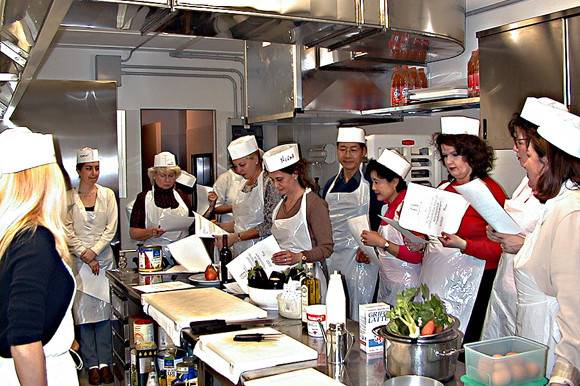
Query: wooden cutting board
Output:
[[245, 368, 344, 386], [141, 288, 267, 326]]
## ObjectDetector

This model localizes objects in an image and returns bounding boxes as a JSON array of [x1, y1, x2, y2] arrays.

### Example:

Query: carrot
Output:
[[421, 320, 436, 336]]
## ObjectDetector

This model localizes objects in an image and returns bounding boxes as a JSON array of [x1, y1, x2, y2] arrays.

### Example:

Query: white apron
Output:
[[325, 168, 376, 319], [145, 187, 189, 246], [70, 188, 115, 324], [419, 182, 485, 333], [231, 171, 265, 256], [271, 189, 328, 298], [482, 177, 542, 340], [376, 197, 421, 306], [0, 263, 79, 386], [514, 209, 560, 376]]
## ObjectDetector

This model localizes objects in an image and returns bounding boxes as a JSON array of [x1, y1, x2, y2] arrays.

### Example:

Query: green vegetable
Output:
[[386, 284, 453, 338]]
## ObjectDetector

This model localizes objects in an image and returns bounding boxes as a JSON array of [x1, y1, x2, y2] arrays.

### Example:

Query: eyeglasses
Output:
[[513, 137, 529, 147]]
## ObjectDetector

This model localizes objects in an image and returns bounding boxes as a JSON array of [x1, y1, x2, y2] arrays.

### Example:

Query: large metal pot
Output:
[[373, 318, 463, 382]]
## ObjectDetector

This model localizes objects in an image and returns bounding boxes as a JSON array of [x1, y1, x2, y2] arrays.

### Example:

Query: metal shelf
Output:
[[362, 97, 480, 116]]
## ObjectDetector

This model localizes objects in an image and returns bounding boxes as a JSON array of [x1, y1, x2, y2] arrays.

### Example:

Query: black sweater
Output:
[[0, 226, 74, 358]]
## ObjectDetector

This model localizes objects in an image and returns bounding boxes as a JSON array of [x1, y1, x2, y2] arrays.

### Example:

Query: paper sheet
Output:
[[399, 182, 470, 236], [346, 215, 379, 264], [378, 216, 430, 245], [197, 185, 213, 214], [133, 281, 194, 293], [194, 212, 228, 238], [167, 235, 212, 272], [76, 264, 110, 303], [159, 212, 195, 232], [454, 178, 523, 235], [226, 236, 284, 293]]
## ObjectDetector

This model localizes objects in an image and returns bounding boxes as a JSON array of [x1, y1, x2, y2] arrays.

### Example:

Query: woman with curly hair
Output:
[[420, 129, 506, 344]]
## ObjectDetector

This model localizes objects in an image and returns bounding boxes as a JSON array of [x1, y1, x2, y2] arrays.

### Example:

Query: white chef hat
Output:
[[537, 108, 580, 158], [337, 127, 366, 144], [440, 116, 480, 136], [263, 144, 300, 172], [153, 151, 177, 167], [521, 97, 568, 126], [176, 170, 196, 188], [0, 127, 56, 174], [377, 149, 411, 178], [76, 147, 99, 164], [228, 135, 259, 160]]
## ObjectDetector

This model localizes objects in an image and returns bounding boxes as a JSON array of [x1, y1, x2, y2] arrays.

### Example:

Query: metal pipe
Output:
[[121, 64, 245, 116], [120, 70, 239, 117]]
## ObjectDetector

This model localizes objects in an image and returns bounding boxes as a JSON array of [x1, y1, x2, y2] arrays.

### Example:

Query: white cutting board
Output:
[[194, 327, 318, 383], [245, 368, 345, 386], [142, 288, 267, 325]]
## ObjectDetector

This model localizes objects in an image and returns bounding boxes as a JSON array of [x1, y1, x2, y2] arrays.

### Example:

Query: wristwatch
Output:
[[300, 253, 308, 263], [382, 239, 390, 251]]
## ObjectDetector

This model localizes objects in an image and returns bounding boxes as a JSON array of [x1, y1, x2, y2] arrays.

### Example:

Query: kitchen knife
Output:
[[233, 333, 282, 342]]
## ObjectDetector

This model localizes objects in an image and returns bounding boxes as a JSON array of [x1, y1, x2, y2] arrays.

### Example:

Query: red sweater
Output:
[[444, 177, 507, 270], [381, 190, 424, 264]]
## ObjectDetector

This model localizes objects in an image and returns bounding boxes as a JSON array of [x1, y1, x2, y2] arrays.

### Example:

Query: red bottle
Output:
[[473, 49, 480, 96], [391, 66, 403, 107], [418, 68, 428, 89]]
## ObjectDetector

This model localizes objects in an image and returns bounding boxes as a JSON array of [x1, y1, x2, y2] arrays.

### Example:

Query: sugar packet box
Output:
[[359, 302, 390, 354]]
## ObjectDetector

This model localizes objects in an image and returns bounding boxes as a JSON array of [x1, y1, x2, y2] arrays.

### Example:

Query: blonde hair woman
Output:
[[0, 127, 78, 385]]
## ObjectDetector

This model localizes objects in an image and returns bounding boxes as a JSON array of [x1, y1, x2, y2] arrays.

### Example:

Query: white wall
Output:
[[429, 0, 579, 86], [37, 46, 244, 249]]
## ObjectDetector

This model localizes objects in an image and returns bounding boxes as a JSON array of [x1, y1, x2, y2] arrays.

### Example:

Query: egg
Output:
[[491, 368, 512, 386], [510, 363, 527, 382], [526, 361, 541, 378], [506, 351, 519, 356], [476, 359, 493, 382], [492, 353, 504, 358]]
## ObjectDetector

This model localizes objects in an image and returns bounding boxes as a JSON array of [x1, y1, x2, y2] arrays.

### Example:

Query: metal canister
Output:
[[138, 245, 163, 272], [172, 358, 196, 385], [133, 317, 155, 345], [130, 342, 158, 386], [139, 274, 163, 285], [156, 347, 186, 386]]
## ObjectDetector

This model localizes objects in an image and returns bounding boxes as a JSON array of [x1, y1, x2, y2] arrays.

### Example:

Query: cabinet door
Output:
[[479, 19, 565, 149], [568, 15, 580, 115]]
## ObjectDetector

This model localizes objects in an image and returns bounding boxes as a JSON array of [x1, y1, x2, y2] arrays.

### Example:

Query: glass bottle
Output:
[[219, 235, 232, 284], [301, 263, 321, 326]]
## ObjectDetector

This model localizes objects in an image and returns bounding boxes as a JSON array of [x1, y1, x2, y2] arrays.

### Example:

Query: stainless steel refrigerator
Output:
[[477, 6, 580, 149]]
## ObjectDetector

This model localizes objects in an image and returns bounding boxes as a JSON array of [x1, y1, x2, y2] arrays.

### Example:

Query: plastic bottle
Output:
[[390, 66, 403, 107], [467, 50, 475, 97], [325, 271, 346, 325], [301, 264, 320, 326], [473, 49, 480, 96], [401, 65, 411, 105], [418, 68, 428, 89]]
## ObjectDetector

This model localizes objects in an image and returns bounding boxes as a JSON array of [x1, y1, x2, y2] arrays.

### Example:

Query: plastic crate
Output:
[[464, 336, 548, 386]]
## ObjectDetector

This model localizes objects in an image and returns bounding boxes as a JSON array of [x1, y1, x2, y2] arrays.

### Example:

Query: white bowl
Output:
[[248, 286, 283, 310]]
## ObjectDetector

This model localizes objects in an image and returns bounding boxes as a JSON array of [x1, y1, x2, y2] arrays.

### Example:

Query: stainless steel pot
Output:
[[373, 318, 464, 382]]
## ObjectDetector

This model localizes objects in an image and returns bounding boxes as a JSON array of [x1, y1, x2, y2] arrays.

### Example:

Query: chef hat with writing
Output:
[[537, 108, 580, 158], [377, 149, 411, 178], [520, 97, 568, 126], [153, 151, 177, 167], [337, 127, 366, 144], [440, 116, 480, 136], [0, 127, 56, 174], [263, 144, 300, 172], [76, 147, 99, 164], [176, 170, 196, 188], [227, 135, 259, 160]]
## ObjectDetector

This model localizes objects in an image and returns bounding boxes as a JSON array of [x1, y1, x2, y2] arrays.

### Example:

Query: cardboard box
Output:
[[359, 303, 390, 354]]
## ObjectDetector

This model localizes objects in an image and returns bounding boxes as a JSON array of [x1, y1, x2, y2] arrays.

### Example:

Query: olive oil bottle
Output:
[[301, 263, 321, 326]]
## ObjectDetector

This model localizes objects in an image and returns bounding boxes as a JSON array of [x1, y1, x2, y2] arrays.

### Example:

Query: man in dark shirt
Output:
[[322, 127, 381, 319]]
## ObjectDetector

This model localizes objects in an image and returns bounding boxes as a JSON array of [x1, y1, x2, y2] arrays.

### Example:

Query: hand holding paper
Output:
[[159, 212, 195, 232], [194, 212, 228, 238], [399, 183, 469, 236], [454, 178, 522, 235], [346, 215, 378, 264], [378, 216, 429, 245], [197, 185, 213, 214]]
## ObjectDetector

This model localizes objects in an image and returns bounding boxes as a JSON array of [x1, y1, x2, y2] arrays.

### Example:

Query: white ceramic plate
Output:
[[188, 273, 220, 287]]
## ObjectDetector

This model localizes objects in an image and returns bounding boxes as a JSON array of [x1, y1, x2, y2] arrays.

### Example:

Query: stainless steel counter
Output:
[[106, 270, 465, 386]]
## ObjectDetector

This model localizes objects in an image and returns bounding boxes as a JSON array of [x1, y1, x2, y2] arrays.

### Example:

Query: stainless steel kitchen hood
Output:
[[0, 0, 74, 119]]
